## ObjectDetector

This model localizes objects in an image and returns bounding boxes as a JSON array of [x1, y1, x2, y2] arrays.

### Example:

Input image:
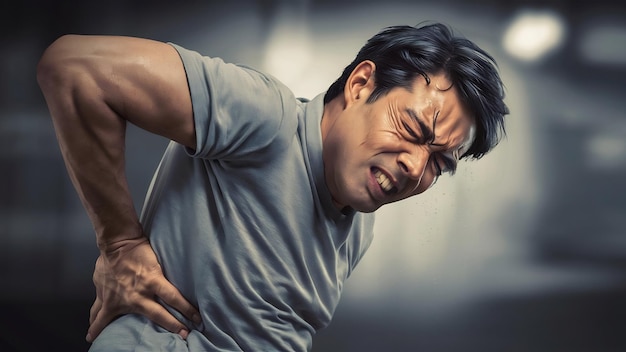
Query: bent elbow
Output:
[[36, 34, 83, 92]]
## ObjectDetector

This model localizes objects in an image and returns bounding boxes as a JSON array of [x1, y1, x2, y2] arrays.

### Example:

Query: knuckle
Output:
[[161, 289, 178, 303], [155, 283, 177, 302]]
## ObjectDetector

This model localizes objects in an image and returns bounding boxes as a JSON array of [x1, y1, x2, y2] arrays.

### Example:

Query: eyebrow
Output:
[[406, 109, 435, 144], [407, 108, 459, 174]]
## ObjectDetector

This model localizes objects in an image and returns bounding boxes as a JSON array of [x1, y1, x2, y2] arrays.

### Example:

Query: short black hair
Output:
[[324, 22, 509, 159]]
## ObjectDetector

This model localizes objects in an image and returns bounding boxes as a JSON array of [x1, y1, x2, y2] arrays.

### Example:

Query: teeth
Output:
[[374, 170, 393, 192]]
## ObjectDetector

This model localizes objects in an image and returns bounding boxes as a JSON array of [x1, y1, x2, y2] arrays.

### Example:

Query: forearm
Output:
[[38, 36, 142, 250], [37, 35, 200, 342]]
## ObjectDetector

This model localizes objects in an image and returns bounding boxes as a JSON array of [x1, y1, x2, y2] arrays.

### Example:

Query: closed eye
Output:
[[434, 155, 457, 176]]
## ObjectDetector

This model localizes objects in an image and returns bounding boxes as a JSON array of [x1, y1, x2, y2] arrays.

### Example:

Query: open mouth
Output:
[[373, 168, 398, 195]]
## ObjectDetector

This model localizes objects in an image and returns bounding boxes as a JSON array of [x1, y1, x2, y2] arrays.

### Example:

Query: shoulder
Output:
[[170, 43, 300, 160]]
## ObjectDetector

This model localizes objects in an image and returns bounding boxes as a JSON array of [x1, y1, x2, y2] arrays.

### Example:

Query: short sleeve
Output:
[[169, 43, 297, 161]]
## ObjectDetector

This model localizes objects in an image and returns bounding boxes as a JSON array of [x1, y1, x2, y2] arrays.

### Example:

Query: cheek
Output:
[[362, 129, 404, 151], [360, 111, 402, 147]]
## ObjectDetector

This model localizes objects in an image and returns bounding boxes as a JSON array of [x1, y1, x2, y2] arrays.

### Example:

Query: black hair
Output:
[[324, 22, 509, 159]]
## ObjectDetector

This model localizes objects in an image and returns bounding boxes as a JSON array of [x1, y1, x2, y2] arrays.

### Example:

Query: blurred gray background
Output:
[[1, 0, 625, 351]]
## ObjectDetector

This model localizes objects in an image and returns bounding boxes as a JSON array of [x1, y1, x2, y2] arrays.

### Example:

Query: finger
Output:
[[87, 306, 116, 343], [89, 297, 102, 325], [139, 298, 190, 339], [154, 279, 201, 324]]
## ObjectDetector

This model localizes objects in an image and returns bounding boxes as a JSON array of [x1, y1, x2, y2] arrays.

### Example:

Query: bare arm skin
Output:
[[37, 34, 200, 342]]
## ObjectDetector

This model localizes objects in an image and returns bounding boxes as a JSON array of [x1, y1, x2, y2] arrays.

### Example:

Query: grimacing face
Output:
[[321, 61, 476, 213]]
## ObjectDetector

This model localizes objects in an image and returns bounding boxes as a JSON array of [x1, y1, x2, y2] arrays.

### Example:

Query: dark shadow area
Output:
[[0, 299, 93, 352], [314, 285, 626, 352]]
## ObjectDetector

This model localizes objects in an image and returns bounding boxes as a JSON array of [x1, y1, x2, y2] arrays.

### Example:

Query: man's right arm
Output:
[[37, 34, 200, 342]]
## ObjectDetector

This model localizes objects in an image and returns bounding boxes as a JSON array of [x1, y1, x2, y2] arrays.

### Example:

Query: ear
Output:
[[343, 60, 376, 107]]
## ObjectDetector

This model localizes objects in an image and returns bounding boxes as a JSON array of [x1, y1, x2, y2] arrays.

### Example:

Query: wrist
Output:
[[96, 224, 146, 253]]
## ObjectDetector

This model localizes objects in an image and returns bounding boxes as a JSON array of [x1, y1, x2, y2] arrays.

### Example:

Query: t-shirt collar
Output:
[[303, 93, 356, 222]]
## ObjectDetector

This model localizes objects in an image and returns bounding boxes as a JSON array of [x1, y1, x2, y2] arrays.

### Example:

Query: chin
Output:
[[340, 185, 381, 213], [351, 201, 382, 213]]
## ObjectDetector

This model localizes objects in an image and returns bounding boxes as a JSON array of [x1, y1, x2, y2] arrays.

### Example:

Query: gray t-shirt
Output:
[[89, 44, 375, 352]]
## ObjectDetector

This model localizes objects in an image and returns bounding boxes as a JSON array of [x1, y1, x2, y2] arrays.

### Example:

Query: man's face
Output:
[[322, 66, 475, 213]]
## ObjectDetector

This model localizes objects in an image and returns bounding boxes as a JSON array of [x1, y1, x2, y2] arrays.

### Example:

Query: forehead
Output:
[[405, 72, 460, 108], [393, 72, 476, 149]]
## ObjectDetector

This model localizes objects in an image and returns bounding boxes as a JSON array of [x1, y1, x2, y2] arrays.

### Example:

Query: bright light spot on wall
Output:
[[261, 2, 318, 98], [502, 10, 566, 62], [263, 25, 312, 89]]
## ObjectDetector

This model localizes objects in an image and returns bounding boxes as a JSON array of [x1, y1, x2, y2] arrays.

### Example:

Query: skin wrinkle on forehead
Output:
[[414, 79, 475, 176], [429, 74, 458, 148], [411, 95, 460, 150], [403, 83, 472, 181], [427, 77, 474, 153], [437, 76, 476, 157]]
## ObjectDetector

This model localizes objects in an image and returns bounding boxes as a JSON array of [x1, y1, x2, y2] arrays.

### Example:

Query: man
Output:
[[37, 23, 508, 351]]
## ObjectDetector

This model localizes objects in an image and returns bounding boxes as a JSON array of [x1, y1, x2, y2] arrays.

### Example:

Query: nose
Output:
[[397, 146, 429, 182]]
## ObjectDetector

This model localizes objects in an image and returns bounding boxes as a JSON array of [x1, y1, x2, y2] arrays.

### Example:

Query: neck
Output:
[[320, 96, 343, 144], [320, 96, 347, 212]]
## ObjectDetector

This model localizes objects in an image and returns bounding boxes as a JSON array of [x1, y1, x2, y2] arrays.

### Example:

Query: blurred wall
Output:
[[1, 1, 625, 351]]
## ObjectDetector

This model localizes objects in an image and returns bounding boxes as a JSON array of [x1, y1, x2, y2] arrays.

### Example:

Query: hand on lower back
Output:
[[86, 237, 201, 342]]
